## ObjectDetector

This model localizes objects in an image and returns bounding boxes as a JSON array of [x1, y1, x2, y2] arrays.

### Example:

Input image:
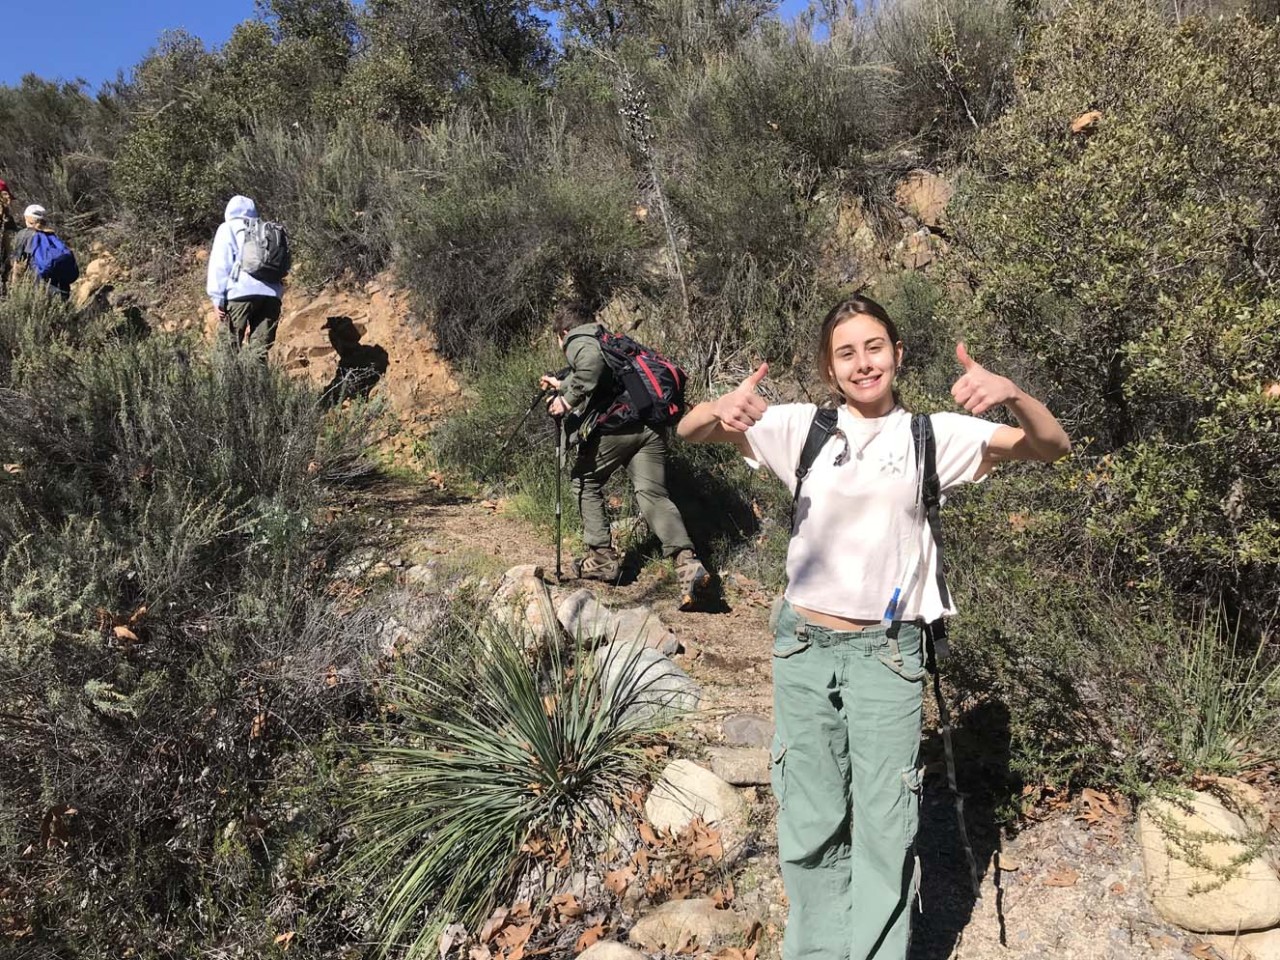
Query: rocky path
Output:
[[345, 478, 1267, 960]]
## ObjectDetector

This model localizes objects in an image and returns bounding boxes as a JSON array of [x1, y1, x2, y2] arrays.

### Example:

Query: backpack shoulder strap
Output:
[[791, 407, 838, 532], [912, 413, 949, 607]]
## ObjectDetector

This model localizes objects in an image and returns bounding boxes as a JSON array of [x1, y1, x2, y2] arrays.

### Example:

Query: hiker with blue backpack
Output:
[[540, 299, 711, 609], [10, 203, 79, 300], [676, 295, 1069, 960], [206, 195, 291, 354]]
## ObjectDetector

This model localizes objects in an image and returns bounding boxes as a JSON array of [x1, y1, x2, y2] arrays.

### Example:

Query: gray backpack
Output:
[[233, 217, 291, 284]]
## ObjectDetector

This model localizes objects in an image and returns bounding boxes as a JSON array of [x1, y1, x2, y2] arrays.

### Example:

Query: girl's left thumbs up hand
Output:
[[950, 342, 1020, 416]]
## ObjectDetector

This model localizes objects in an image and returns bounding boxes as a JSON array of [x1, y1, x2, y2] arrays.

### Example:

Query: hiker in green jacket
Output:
[[541, 300, 710, 609]]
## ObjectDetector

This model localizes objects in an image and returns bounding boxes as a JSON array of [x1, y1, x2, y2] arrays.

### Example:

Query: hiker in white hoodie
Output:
[[206, 195, 285, 352]]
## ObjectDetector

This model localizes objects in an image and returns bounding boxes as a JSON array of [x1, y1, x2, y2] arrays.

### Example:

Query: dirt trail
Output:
[[346, 478, 1226, 960]]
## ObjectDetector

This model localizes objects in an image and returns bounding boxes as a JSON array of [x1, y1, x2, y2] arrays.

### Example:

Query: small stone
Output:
[[627, 899, 754, 952], [707, 746, 771, 786], [1210, 928, 1280, 960], [596, 643, 701, 723], [722, 713, 773, 748], [558, 588, 616, 646], [646, 760, 749, 859], [485, 564, 560, 652], [578, 942, 647, 960], [611, 606, 680, 655]]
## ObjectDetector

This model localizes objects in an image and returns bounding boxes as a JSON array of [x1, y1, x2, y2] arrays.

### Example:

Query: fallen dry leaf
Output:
[[604, 865, 635, 895], [1043, 866, 1079, 887], [274, 931, 295, 950], [552, 893, 585, 920], [480, 906, 509, 943], [1188, 942, 1220, 960], [112, 625, 140, 643], [496, 920, 534, 952], [439, 922, 469, 958], [575, 921, 606, 953]]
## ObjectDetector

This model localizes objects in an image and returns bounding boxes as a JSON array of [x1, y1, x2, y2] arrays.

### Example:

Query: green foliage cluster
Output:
[[950, 0, 1280, 623], [941, 0, 1280, 785], [0, 284, 379, 954]]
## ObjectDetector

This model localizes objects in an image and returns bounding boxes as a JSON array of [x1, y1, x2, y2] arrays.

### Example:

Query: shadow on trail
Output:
[[911, 700, 1014, 960]]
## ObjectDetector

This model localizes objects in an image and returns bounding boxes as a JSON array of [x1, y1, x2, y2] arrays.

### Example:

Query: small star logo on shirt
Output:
[[880, 448, 907, 476]]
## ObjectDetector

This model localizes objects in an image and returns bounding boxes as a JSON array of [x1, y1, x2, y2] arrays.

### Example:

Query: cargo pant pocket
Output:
[[901, 766, 923, 848], [771, 601, 810, 659], [770, 736, 788, 807]]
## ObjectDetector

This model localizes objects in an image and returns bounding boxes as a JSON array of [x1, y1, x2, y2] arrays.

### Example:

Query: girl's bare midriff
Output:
[[791, 603, 881, 632]]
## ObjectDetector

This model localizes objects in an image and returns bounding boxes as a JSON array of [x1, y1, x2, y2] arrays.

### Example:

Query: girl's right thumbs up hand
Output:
[[712, 362, 770, 433]]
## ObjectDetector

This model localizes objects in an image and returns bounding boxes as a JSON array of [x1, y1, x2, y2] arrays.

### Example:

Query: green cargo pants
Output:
[[770, 599, 924, 960], [226, 295, 281, 353], [571, 424, 694, 558]]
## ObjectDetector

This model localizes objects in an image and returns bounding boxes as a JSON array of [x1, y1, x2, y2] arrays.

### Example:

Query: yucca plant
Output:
[[350, 618, 675, 957]]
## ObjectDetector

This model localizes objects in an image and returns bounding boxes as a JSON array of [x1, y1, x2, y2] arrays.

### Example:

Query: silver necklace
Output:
[[832, 421, 891, 465]]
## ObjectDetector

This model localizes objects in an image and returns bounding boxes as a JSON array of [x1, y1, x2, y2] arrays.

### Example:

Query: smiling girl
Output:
[[677, 295, 1069, 960]]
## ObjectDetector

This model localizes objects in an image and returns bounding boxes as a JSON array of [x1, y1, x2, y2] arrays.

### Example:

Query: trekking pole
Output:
[[554, 415, 565, 583], [479, 385, 553, 485], [927, 626, 983, 900]]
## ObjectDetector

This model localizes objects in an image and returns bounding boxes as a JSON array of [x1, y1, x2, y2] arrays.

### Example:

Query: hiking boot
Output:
[[574, 547, 621, 582], [674, 549, 712, 611]]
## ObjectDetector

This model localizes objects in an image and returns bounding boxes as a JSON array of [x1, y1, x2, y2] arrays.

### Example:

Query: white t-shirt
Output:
[[745, 404, 1001, 621]]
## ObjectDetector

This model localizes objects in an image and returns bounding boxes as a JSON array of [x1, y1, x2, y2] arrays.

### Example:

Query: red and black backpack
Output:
[[569, 326, 688, 432]]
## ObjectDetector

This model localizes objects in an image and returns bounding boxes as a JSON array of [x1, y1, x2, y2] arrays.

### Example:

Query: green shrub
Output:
[[0, 76, 115, 232], [0, 288, 379, 955], [871, 0, 1025, 148], [393, 108, 652, 360], [950, 0, 1280, 621], [227, 120, 409, 282]]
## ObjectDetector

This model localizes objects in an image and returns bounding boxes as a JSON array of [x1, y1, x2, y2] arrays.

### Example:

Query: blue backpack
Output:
[[29, 231, 79, 289]]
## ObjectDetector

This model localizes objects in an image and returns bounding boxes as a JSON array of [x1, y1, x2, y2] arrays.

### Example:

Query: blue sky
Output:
[[1, 1, 259, 90], [1, 0, 812, 91]]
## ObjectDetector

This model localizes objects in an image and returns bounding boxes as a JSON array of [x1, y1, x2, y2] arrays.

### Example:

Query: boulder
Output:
[[558, 588, 617, 646], [627, 898, 754, 952], [1209, 928, 1280, 960], [578, 942, 648, 960], [707, 746, 771, 786], [611, 606, 681, 655], [1138, 783, 1280, 933], [486, 564, 561, 651], [722, 713, 773, 748], [897, 228, 949, 271], [893, 169, 954, 228], [596, 643, 701, 723], [646, 760, 749, 858]]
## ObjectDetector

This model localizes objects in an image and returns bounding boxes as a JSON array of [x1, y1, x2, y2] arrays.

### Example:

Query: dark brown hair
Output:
[[552, 299, 593, 336], [816, 295, 903, 402]]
